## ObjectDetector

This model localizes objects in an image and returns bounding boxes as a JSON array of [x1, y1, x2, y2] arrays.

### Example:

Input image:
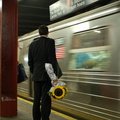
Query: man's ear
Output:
[[46, 33, 49, 37]]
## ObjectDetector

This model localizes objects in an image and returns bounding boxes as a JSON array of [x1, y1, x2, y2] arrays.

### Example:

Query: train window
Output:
[[69, 27, 111, 71], [71, 28, 108, 49], [68, 50, 111, 70]]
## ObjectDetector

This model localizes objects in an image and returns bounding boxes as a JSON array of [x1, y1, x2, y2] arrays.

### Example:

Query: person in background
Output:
[[28, 25, 58, 120]]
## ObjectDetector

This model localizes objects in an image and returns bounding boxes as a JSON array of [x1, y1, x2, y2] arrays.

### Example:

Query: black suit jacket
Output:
[[28, 36, 58, 81]]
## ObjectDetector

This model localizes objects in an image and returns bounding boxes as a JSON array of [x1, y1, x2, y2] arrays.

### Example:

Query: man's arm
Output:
[[47, 39, 58, 84]]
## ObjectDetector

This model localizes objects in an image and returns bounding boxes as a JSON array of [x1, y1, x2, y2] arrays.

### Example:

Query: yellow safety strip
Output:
[[18, 97, 77, 120]]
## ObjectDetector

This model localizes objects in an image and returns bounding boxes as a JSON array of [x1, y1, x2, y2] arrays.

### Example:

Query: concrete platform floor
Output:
[[0, 97, 78, 120]]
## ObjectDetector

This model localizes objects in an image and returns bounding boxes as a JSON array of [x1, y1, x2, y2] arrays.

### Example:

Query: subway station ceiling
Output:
[[18, 0, 116, 36], [18, 0, 58, 36]]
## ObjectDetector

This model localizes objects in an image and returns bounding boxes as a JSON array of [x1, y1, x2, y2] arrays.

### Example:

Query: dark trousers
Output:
[[33, 81, 52, 120]]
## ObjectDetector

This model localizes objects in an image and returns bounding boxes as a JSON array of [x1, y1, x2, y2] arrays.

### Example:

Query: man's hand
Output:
[[52, 76, 58, 85]]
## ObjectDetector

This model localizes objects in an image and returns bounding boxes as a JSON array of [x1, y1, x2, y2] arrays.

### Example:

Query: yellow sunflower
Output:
[[49, 86, 68, 100]]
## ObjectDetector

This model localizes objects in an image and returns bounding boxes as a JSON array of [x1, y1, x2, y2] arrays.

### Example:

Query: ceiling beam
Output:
[[18, 29, 35, 32], [18, 25, 38, 28], [18, 13, 48, 18], [18, 20, 50, 24], [18, 5, 48, 10]]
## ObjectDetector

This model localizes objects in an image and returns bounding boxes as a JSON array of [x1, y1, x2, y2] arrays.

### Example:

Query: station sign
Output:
[[49, 0, 99, 20]]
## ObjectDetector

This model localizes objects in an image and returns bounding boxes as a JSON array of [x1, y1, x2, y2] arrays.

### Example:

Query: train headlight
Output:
[[49, 86, 68, 100]]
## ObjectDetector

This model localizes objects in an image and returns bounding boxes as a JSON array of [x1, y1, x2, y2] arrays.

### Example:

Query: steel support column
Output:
[[0, 0, 18, 116]]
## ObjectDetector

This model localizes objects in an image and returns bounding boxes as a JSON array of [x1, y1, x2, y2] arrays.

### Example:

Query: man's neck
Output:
[[40, 34, 48, 37]]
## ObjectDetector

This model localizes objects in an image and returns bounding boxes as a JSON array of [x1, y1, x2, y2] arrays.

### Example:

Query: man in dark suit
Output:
[[28, 25, 58, 120]]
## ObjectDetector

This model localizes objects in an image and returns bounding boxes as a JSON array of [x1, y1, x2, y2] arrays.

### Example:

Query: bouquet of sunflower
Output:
[[48, 81, 68, 100], [45, 63, 68, 100]]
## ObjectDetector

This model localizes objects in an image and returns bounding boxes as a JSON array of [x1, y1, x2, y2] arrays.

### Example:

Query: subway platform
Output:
[[0, 97, 78, 120]]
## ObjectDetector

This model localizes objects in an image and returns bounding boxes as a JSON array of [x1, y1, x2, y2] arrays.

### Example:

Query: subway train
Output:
[[18, 1, 120, 120]]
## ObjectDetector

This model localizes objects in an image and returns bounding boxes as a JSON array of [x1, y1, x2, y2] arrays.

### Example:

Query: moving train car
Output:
[[18, 1, 120, 120]]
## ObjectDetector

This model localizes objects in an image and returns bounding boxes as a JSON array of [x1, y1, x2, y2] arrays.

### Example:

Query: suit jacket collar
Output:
[[40, 35, 47, 38]]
